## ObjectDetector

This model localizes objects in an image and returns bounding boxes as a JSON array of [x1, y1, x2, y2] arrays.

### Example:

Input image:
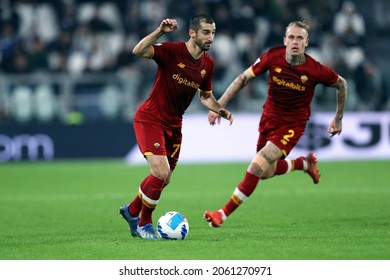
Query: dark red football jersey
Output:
[[251, 46, 339, 122], [134, 42, 214, 128]]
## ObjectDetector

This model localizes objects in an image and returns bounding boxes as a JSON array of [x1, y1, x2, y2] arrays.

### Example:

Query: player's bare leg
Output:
[[205, 141, 281, 227]]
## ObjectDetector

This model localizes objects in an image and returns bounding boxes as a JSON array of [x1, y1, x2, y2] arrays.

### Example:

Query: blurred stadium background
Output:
[[1, 0, 390, 265], [0, 0, 389, 162]]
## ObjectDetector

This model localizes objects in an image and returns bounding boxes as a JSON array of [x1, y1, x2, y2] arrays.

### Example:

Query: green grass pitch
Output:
[[0, 159, 389, 260]]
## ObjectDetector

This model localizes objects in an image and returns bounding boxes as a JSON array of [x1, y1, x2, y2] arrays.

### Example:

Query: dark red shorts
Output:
[[256, 114, 306, 157], [133, 121, 182, 170]]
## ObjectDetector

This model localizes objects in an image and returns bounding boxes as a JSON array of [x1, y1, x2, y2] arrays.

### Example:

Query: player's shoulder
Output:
[[153, 41, 183, 49], [303, 52, 337, 81], [259, 45, 285, 65], [267, 45, 286, 55], [152, 41, 185, 58], [167, 41, 184, 47], [304, 52, 327, 68]]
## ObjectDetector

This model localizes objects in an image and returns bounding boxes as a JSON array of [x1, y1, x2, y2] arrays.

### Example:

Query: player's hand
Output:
[[209, 109, 233, 126], [208, 110, 221, 126], [160, 18, 178, 33], [218, 108, 233, 125], [328, 117, 342, 137]]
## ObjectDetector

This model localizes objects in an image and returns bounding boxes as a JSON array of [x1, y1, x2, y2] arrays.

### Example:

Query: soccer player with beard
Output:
[[204, 21, 348, 228], [119, 15, 233, 239]]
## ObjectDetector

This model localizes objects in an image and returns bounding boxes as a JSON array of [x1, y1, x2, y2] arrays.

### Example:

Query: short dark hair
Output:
[[189, 14, 215, 32]]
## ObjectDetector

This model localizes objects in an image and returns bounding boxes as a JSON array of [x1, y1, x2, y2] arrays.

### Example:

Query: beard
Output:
[[196, 39, 211, 51]]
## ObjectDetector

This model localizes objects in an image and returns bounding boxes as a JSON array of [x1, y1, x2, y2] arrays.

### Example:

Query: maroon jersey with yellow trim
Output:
[[251, 46, 338, 122], [134, 42, 214, 128]]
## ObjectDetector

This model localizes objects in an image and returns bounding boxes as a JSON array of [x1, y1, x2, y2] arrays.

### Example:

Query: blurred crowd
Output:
[[0, 0, 389, 124]]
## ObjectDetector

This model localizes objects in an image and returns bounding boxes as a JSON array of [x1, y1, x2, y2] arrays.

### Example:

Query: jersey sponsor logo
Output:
[[172, 74, 200, 89], [177, 63, 186, 68], [272, 75, 305, 92]]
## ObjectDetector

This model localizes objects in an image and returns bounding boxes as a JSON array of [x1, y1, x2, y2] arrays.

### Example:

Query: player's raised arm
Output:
[[132, 18, 178, 58]]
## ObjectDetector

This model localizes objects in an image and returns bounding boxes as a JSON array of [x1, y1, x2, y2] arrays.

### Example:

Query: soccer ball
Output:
[[157, 211, 189, 240]]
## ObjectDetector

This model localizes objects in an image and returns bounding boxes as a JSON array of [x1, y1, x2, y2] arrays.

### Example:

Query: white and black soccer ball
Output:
[[157, 211, 189, 240]]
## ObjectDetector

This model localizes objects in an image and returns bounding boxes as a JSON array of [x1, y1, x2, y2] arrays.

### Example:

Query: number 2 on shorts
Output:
[[280, 129, 295, 145]]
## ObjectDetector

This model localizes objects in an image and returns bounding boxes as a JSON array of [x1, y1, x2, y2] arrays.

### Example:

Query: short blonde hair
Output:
[[285, 21, 310, 35]]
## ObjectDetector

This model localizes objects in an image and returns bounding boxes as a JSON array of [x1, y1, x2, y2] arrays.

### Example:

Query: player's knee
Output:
[[247, 162, 264, 177], [152, 169, 170, 182], [261, 167, 275, 179], [162, 172, 171, 187]]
